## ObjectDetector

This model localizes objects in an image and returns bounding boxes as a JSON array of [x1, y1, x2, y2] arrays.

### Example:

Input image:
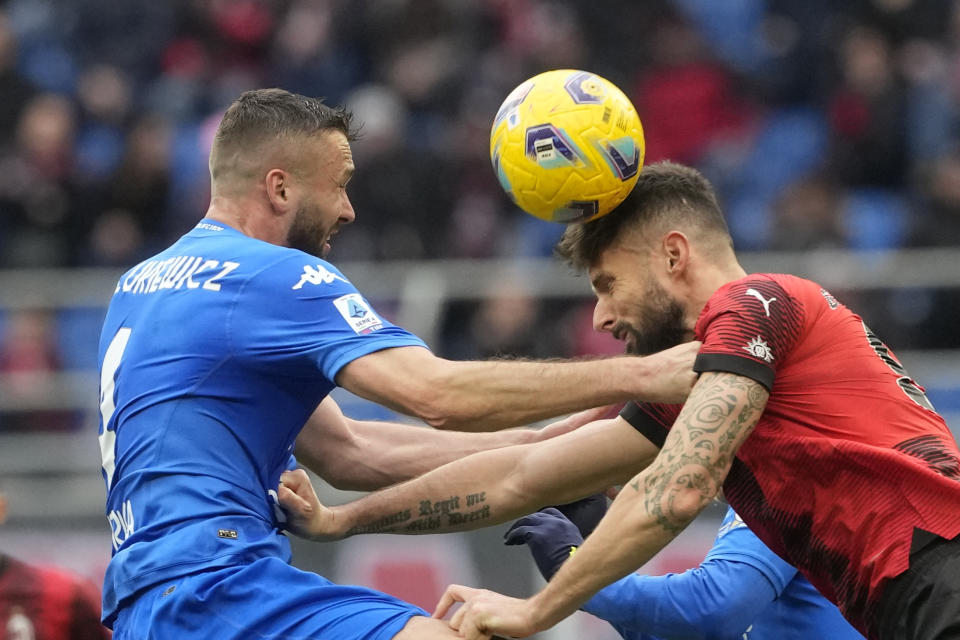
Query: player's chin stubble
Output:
[[621, 292, 689, 356], [287, 205, 328, 258]]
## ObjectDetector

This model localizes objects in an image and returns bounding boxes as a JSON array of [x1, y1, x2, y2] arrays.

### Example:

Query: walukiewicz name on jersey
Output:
[[117, 257, 240, 295]]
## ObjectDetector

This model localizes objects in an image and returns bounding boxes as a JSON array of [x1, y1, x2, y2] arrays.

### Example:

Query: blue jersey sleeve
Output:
[[232, 255, 428, 381], [704, 508, 797, 594], [582, 507, 791, 640], [583, 558, 778, 640]]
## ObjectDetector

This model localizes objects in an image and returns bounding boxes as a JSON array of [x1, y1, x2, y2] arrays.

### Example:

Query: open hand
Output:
[[434, 585, 539, 640]]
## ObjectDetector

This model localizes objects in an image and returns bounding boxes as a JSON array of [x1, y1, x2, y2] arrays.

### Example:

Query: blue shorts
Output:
[[112, 557, 428, 640]]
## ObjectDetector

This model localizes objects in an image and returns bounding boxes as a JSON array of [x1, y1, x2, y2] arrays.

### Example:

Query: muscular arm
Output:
[[295, 397, 605, 491], [290, 416, 659, 539], [522, 371, 769, 632], [335, 342, 699, 431]]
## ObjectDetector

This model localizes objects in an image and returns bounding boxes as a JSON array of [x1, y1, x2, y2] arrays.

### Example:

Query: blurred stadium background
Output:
[[0, 0, 959, 637]]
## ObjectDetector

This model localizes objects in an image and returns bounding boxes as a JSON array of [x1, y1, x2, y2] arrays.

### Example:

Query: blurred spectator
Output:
[[0, 13, 35, 145], [441, 275, 564, 360], [0, 309, 77, 431], [769, 175, 847, 250], [827, 26, 909, 188], [633, 10, 758, 166], [0, 93, 78, 267], [0, 489, 110, 638], [912, 149, 960, 247]]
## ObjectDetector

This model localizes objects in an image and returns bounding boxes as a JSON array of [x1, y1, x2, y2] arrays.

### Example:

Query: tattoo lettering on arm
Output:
[[345, 509, 413, 535], [632, 372, 769, 535], [345, 490, 494, 536]]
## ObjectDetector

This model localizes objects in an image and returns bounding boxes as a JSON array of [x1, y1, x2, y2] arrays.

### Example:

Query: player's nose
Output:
[[593, 298, 616, 334], [340, 194, 356, 225]]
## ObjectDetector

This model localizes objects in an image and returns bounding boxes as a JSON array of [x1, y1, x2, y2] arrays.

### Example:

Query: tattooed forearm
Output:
[[345, 490, 492, 536], [633, 372, 769, 535], [345, 509, 413, 535]]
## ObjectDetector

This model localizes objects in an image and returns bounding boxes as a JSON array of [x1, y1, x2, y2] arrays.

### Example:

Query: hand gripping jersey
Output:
[[96, 220, 426, 626], [620, 274, 960, 636]]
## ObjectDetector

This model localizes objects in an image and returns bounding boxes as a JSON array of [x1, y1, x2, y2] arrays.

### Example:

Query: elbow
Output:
[[394, 361, 461, 429], [662, 485, 716, 528], [409, 386, 456, 429]]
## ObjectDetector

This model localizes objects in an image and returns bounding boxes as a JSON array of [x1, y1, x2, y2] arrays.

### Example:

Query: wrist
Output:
[[313, 505, 349, 542], [623, 356, 652, 398], [526, 591, 558, 633]]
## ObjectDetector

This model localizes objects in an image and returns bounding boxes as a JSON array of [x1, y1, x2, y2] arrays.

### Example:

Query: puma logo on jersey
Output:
[[292, 264, 348, 290], [745, 288, 777, 316]]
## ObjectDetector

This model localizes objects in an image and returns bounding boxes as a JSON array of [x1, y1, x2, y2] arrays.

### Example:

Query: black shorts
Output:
[[872, 531, 960, 640]]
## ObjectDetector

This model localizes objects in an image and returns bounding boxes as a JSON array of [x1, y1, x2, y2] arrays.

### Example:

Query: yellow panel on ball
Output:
[[490, 69, 645, 223]]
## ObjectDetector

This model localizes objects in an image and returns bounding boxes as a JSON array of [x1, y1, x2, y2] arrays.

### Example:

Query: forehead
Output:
[[314, 129, 353, 166], [588, 242, 644, 281]]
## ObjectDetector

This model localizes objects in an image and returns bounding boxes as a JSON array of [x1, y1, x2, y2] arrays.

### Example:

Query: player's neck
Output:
[[206, 195, 288, 246], [690, 260, 748, 317]]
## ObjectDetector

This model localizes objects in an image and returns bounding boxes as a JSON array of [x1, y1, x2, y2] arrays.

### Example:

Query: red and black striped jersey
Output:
[[621, 273, 960, 636], [0, 554, 109, 639]]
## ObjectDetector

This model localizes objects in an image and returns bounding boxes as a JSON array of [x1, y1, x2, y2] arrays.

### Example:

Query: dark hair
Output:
[[210, 88, 356, 179], [555, 161, 732, 270]]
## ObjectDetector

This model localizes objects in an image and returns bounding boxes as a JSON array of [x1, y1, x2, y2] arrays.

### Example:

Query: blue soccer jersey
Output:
[[97, 219, 427, 625], [583, 507, 863, 640]]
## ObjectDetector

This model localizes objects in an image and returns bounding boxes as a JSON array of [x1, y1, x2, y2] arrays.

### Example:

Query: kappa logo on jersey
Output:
[[333, 293, 384, 334], [743, 336, 774, 362], [292, 264, 348, 290], [745, 288, 777, 316]]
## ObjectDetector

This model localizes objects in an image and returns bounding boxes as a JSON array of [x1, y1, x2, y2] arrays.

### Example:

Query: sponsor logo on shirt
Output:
[[745, 288, 777, 316], [743, 336, 774, 363], [292, 264, 349, 290], [333, 293, 384, 334]]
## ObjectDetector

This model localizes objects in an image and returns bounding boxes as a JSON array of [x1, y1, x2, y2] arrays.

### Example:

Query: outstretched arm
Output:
[[506, 508, 790, 640], [295, 397, 612, 491], [279, 415, 660, 540], [584, 556, 782, 640], [336, 342, 699, 431], [435, 371, 769, 639]]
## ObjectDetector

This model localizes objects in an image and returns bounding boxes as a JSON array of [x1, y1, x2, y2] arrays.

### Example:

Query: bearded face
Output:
[[612, 275, 689, 356], [287, 198, 333, 258]]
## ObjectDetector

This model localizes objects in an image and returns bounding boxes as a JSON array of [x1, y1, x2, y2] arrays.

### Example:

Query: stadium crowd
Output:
[[1, 0, 960, 432]]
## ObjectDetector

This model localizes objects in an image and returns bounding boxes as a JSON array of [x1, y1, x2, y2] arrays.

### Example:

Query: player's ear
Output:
[[264, 168, 292, 214], [662, 230, 690, 276]]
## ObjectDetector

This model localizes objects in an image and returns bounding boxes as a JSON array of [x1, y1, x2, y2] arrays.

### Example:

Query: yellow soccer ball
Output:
[[490, 69, 645, 223]]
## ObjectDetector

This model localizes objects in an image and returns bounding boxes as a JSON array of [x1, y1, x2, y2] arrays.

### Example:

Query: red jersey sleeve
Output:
[[619, 401, 682, 448], [694, 275, 806, 391]]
